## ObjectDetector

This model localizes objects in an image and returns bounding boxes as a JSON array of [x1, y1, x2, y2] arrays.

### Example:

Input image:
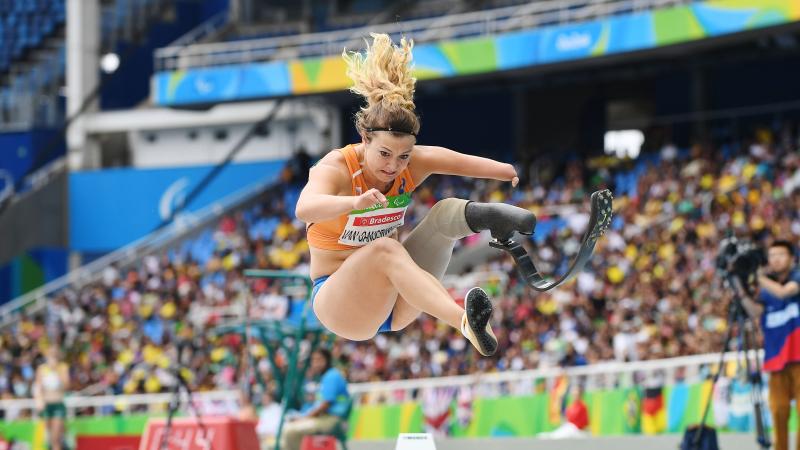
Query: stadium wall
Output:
[[0, 168, 66, 264], [129, 118, 328, 168], [348, 380, 794, 439], [0, 130, 65, 192], [0, 248, 67, 304], [0, 381, 797, 447]]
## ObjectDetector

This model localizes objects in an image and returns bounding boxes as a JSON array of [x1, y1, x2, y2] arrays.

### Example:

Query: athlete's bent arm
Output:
[[410, 145, 518, 186], [296, 162, 389, 224], [295, 163, 353, 223]]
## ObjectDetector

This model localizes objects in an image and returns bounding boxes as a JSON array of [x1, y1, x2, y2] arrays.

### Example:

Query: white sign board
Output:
[[395, 433, 437, 450]]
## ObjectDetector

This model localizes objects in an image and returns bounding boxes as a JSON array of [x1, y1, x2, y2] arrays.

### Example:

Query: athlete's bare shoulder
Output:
[[311, 149, 347, 174], [307, 148, 352, 194]]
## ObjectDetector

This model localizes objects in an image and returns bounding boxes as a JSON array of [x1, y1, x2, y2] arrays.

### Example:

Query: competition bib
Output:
[[42, 367, 62, 391], [338, 193, 411, 246]]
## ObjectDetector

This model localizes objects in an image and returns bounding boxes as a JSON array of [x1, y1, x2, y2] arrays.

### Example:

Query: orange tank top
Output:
[[306, 144, 416, 251]]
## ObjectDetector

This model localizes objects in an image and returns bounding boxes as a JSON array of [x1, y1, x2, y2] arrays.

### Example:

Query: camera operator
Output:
[[744, 240, 800, 450]]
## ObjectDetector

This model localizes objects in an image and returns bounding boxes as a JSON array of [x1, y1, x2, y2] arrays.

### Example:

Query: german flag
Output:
[[642, 386, 666, 434]]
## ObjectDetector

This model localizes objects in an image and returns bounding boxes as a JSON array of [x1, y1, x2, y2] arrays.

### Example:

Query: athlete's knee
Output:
[[369, 237, 406, 258], [370, 238, 411, 272]]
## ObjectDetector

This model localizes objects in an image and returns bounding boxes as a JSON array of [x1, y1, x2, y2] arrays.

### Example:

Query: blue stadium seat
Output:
[[1, 0, 65, 74]]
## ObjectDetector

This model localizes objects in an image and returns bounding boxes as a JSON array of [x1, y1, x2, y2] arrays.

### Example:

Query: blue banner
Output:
[[157, 61, 291, 106], [538, 21, 606, 63], [605, 12, 655, 53], [69, 160, 286, 252], [495, 31, 540, 69], [153, 0, 800, 106]]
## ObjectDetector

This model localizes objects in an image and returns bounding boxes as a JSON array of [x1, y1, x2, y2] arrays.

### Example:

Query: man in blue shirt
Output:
[[745, 240, 800, 450], [280, 348, 350, 450]]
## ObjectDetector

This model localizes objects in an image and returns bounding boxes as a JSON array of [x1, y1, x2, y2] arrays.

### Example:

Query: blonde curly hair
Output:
[[342, 33, 420, 139]]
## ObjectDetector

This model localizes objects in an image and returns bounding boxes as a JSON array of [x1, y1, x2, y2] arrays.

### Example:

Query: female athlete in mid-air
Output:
[[295, 33, 536, 356]]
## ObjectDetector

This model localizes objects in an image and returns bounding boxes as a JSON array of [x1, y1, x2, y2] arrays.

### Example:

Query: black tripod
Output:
[[159, 366, 214, 450], [690, 273, 770, 450]]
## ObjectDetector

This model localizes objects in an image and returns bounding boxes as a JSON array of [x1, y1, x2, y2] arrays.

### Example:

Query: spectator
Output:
[[280, 349, 350, 450], [743, 240, 800, 450], [256, 389, 283, 447], [33, 347, 69, 450]]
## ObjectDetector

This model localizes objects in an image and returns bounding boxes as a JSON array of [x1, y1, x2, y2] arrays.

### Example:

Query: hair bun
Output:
[[343, 33, 421, 138], [342, 33, 417, 111], [376, 89, 414, 110]]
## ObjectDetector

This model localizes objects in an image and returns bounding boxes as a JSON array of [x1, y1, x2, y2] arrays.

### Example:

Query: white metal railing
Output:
[[0, 389, 240, 421], [155, 0, 693, 71], [349, 350, 764, 404], [0, 352, 762, 418], [0, 171, 283, 329]]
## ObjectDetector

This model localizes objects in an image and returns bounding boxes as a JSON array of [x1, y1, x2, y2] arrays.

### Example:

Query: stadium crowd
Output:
[[1, 123, 799, 416]]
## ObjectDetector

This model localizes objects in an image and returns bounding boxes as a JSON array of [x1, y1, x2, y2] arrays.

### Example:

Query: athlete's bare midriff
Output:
[[309, 229, 398, 280], [309, 245, 354, 280]]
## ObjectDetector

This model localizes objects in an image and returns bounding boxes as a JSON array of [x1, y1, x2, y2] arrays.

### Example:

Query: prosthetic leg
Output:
[[400, 191, 612, 355], [488, 189, 613, 291]]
